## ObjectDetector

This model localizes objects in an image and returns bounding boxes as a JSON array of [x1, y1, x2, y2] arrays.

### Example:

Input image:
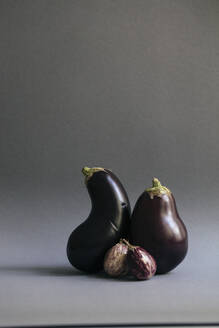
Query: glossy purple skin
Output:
[[130, 191, 188, 274], [67, 170, 131, 273], [128, 247, 156, 280]]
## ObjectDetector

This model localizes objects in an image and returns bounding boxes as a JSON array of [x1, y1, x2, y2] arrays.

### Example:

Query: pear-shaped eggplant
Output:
[[130, 178, 188, 274], [67, 167, 131, 273]]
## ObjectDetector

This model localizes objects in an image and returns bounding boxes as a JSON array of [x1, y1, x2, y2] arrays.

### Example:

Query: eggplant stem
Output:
[[82, 166, 106, 181], [120, 238, 135, 250], [146, 177, 171, 199]]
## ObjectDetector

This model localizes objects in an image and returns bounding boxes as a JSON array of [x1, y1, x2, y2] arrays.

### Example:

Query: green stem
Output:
[[81, 166, 105, 181], [82, 167, 91, 176], [146, 177, 171, 199]]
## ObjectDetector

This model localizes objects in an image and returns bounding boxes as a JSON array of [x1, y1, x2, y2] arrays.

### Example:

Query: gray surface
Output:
[[1, 0, 219, 326], [1, 187, 219, 327]]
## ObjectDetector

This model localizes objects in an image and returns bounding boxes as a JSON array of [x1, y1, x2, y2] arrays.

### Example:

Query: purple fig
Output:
[[122, 239, 157, 280], [104, 240, 129, 277]]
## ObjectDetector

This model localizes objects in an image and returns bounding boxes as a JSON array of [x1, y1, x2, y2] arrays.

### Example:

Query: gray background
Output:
[[1, 0, 219, 326]]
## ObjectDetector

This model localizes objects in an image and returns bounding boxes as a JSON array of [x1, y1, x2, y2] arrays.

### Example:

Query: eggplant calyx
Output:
[[82, 166, 106, 182], [146, 177, 171, 199]]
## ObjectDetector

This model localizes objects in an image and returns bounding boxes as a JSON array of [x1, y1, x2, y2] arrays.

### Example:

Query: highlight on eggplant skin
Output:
[[67, 167, 131, 273], [130, 178, 188, 274]]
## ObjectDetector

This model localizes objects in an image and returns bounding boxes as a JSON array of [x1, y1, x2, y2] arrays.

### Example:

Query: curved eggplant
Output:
[[130, 178, 188, 274], [67, 167, 131, 273]]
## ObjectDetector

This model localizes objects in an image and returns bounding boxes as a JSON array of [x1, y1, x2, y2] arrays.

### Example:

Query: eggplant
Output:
[[130, 178, 188, 274], [67, 167, 131, 273]]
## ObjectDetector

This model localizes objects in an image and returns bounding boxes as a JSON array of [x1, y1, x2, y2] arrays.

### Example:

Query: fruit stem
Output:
[[82, 167, 91, 176], [120, 238, 135, 250], [146, 177, 171, 199], [82, 166, 106, 182]]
